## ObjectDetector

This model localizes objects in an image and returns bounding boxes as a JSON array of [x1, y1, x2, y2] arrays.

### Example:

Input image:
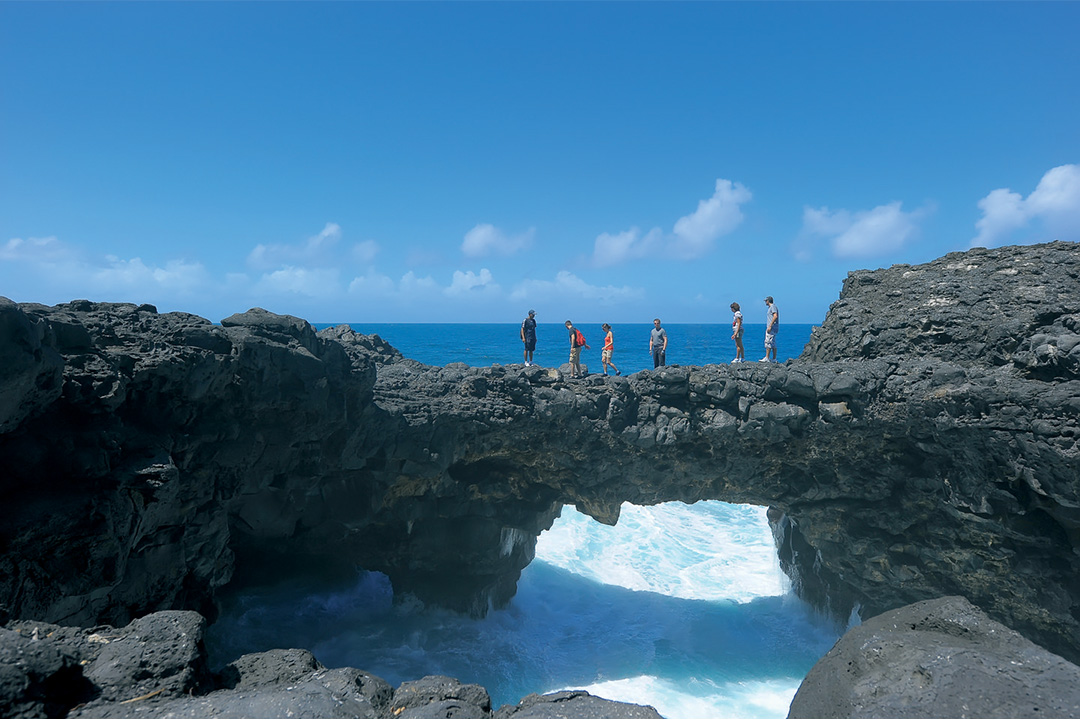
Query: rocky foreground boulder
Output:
[[1, 610, 661, 719], [788, 596, 1080, 719]]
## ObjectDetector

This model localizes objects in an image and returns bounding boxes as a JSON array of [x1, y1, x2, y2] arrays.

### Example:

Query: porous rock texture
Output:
[[1, 610, 658, 718], [788, 596, 1080, 718], [0, 241, 1079, 707]]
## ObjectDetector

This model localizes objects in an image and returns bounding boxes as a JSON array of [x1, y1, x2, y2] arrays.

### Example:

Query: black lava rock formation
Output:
[[1, 240, 1079, 713], [1, 610, 660, 718], [788, 596, 1080, 718]]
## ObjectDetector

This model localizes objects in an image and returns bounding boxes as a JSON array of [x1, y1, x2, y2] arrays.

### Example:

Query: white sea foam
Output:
[[536, 501, 788, 602], [207, 500, 839, 719], [569, 675, 804, 720]]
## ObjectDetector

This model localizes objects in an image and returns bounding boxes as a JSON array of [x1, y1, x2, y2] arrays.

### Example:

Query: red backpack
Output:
[[575, 328, 587, 347]]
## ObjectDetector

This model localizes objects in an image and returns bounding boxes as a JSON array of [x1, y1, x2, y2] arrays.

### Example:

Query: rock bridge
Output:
[[1, 241, 1078, 663]]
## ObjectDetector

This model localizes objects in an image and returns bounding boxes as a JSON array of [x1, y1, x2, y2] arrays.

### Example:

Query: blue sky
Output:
[[2, 2, 1078, 325]]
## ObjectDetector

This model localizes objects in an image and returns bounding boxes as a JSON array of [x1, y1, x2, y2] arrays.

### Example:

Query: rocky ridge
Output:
[[1, 240, 1079, 714]]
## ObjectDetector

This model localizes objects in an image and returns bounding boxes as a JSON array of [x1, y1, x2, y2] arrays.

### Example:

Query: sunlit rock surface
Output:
[[789, 596, 1080, 719]]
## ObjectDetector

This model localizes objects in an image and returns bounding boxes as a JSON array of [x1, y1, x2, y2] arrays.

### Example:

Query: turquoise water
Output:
[[206, 324, 841, 718], [207, 503, 839, 718]]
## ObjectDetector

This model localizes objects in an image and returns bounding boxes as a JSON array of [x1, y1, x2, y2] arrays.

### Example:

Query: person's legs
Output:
[[765, 333, 777, 361]]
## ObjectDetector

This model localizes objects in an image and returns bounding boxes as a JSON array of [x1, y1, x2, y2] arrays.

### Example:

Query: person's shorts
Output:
[[602, 348, 613, 362], [524, 337, 536, 352], [733, 328, 744, 340], [569, 346, 582, 363], [765, 331, 777, 349]]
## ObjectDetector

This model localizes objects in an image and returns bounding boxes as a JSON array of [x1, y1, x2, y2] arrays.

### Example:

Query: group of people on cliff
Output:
[[519, 297, 780, 378]]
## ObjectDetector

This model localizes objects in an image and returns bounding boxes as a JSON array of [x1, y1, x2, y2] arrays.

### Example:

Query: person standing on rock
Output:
[[730, 302, 744, 363], [761, 296, 779, 362], [650, 318, 667, 368], [601, 323, 621, 376], [521, 309, 537, 366], [565, 320, 588, 378]]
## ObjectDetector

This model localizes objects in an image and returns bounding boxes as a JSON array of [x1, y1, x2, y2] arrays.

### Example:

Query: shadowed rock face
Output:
[[2, 610, 660, 718], [1, 241, 1078, 665]]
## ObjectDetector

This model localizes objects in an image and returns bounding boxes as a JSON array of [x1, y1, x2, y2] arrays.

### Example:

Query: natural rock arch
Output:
[[1, 240, 1078, 665]]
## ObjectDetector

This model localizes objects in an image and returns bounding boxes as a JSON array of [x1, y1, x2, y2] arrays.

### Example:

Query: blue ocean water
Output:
[[318, 322, 815, 371], [206, 323, 841, 718]]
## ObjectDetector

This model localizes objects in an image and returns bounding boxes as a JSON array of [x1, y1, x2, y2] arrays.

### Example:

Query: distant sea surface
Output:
[[314, 322, 816, 371], [207, 322, 840, 719]]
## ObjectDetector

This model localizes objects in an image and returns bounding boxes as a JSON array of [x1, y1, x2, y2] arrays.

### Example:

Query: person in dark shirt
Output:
[[565, 320, 589, 378], [520, 309, 537, 366]]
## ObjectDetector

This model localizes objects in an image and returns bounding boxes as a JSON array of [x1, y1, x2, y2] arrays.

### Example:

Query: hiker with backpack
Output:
[[565, 320, 589, 379]]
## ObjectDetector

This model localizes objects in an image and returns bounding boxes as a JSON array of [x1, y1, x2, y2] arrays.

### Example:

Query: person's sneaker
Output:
[[759, 357, 769, 362], [616, 370, 621, 376]]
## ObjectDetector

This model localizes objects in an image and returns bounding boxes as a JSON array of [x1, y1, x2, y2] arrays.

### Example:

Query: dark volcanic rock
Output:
[[802, 240, 1080, 379], [390, 675, 491, 718], [495, 690, 663, 718], [1, 240, 1079, 681], [0, 297, 63, 434], [788, 596, 1080, 719], [1, 611, 657, 719], [0, 625, 94, 718]]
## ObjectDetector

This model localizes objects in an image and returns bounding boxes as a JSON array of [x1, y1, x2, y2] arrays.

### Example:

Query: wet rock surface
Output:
[[788, 596, 1080, 719]]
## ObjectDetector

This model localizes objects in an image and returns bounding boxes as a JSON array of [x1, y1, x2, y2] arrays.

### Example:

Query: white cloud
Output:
[[1, 235, 68, 263], [591, 178, 750, 267], [592, 227, 663, 268], [3, 235, 213, 299], [445, 268, 499, 296], [255, 266, 341, 297], [347, 269, 396, 296], [973, 164, 1080, 247], [802, 201, 928, 258], [510, 271, 643, 305], [94, 257, 209, 293], [400, 270, 438, 292], [248, 222, 380, 269], [461, 224, 535, 258], [671, 179, 752, 258]]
